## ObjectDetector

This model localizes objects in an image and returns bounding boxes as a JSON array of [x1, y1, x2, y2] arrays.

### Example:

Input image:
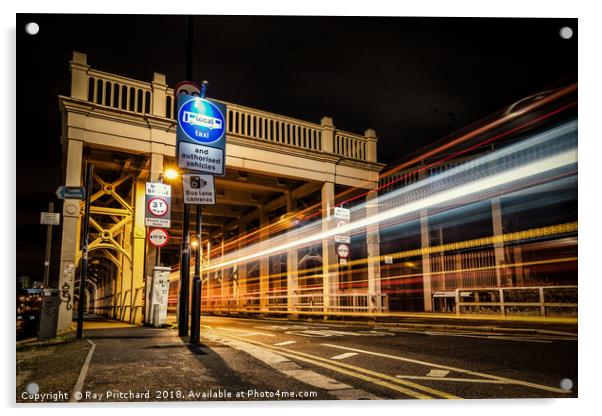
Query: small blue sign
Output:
[[55, 186, 86, 200], [177, 96, 226, 145]]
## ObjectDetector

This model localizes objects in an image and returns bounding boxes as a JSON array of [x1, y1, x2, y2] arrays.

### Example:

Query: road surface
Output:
[[199, 315, 577, 400]]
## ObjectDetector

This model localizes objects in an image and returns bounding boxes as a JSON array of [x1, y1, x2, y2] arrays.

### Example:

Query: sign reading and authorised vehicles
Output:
[[145, 182, 171, 228], [176, 95, 227, 176], [333, 207, 351, 264]]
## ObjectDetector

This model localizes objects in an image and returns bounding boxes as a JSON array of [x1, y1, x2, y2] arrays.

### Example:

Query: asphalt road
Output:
[[199, 315, 578, 400]]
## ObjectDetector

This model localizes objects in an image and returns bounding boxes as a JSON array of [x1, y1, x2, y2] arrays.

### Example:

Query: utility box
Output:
[[149, 267, 171, 327], [38, 289, 59, 340]]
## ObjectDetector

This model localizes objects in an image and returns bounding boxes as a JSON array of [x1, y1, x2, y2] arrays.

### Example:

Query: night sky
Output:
[[15, 14, 577, 280]]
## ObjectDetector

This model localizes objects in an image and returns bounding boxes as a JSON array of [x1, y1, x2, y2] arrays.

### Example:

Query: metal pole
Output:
[[42, 201, 54, 287], [178, 15, 195, 337], [77, 163, 93, 339], [190, 205, 202, 344]]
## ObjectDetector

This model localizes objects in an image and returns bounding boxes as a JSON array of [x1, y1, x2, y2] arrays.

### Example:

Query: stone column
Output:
[[151, 73, 167, 117], [144, 154, 163, 322], [364, 128, 378, 163], [237, 221, 247, 310], [69, 51, 89, 100], [491, 198, 506, 287], [366, 190, 383, 312], [259, 208, 269, 311], [321, 117, 335, 154], [286, 191, 299, 314], [321, 182, 338, 313], [420, 210, 433, 312], [57, 139, 83, 333]]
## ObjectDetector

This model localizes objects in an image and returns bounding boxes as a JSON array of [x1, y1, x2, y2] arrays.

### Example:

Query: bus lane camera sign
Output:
[[145, 182, 171, 228], [176, 94, 227, 176]]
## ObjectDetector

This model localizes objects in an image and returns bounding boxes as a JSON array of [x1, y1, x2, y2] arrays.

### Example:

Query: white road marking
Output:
[[203, 330, 381, 399], [397, 375, 509, 384], [331, 352, 359, 360], [274, 340, 296, 346], [427, 369, 449, 377], [217, 327, 276, 337], [70, 339, 96, 402], [321, 343, 570, 394]]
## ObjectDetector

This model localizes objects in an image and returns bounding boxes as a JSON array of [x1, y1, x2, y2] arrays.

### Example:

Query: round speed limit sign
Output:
[[148, 228, 169, 247], [148, 197, 168, 217]]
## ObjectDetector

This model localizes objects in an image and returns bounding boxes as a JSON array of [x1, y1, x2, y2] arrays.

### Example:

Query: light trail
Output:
[[202, 121, 577, 273]]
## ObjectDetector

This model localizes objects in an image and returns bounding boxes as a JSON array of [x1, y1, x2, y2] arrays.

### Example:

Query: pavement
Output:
[[16, 315, 578, 402]]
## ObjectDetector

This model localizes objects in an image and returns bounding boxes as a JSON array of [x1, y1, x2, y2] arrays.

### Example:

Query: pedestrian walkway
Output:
[[76, 324, 333, 402]]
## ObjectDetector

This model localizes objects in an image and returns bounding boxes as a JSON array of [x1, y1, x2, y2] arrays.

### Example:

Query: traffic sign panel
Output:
[[182, 174, 216, 204], [176, 94, 227, 176], [40, 212, 60, 225], [145, 182, 171, 228], [55, 186, 85, 200], [148, 228, 169, 247], [148, 197, 169, 216]]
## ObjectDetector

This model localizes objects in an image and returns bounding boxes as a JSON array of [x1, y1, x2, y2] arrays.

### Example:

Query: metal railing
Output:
[[454, 285, 577, 317]]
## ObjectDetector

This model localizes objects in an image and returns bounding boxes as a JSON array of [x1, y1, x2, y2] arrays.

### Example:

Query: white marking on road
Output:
[[217, 327, 276, 337], [427, 369, 449, 377], [397, 375, 509, 384], [331, 352, 359, 360], [204, 330, 381, 399], [274, 340, 296, 346], [321, 343, 570, 394], [70, 339, 96, 402]]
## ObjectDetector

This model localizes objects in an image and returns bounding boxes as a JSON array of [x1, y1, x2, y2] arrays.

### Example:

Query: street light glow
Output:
[[163, 168, 179, 180]]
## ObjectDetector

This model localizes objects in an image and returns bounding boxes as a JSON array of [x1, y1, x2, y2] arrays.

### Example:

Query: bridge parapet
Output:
[[71, 51, 378, 163]]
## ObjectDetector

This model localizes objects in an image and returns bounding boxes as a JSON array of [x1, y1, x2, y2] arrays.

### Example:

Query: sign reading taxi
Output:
[[176, 94, 227, 176], [145, 182, 171, 228]]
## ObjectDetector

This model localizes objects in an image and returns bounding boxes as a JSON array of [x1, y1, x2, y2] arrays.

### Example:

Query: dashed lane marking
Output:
[[427, 369, 449, 377], [217, 327, 276, 337], [331, 352, 359, 360], [321, 343, 570, 394], [274, 341, 296, 346]]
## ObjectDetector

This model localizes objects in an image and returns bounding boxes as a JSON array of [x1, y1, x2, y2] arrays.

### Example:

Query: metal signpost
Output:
[[40, 203, 60, 287], [333, 207, 351, 265]]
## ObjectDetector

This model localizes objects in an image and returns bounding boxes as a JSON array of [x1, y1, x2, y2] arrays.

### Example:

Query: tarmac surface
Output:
[[17, 314, 577, 402]]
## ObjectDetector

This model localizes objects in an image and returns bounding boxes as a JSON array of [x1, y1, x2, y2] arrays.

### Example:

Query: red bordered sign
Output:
[[148, 228, 169, 247]]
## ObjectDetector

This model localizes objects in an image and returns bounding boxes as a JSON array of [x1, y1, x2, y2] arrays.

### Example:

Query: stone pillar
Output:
[[70, 51, 89, 100], [491, 198, 505, 287], [220, 232, 228, 311], [130, 179, 147, 323], [321, 117, 335, 154], [420, 210, 433, 312], [286, 192, 299, 314], [259, 208, 269, 311], [321, 182, 338, 313], [366, 190, 383, 312], [364, 128, 378, 163], [57, 139, 83, 333], [237, 221, 247, 310], [151, 73, 167, 117], [144, 154, 163, 322]]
